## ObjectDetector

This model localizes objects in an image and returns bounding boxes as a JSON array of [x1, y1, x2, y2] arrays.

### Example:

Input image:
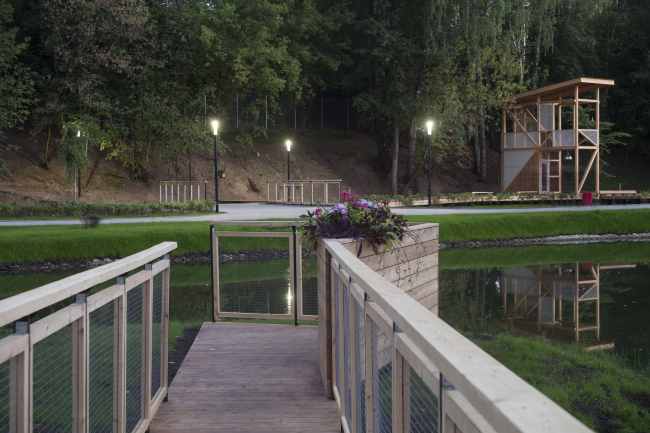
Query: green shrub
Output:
[[149, 201, 163, 213], [131, 202, 147, 215], [119, 203, 133, 215], [0, 202, 14, 216]]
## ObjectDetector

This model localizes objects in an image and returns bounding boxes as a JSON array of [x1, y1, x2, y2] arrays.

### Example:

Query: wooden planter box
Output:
[[316, 222, 439, 398]]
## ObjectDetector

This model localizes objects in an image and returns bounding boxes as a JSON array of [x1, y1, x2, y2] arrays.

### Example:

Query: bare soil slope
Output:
[[0, 128, 504, 203]]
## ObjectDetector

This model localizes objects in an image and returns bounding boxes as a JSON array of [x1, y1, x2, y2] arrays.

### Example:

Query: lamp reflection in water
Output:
[[287, 283, 292, 314]]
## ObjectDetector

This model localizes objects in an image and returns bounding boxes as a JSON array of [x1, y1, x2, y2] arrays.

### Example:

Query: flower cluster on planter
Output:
[[300, 190, 410, 256]]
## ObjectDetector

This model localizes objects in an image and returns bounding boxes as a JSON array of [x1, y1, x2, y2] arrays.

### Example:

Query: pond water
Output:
[[1, 242, 649, 367]]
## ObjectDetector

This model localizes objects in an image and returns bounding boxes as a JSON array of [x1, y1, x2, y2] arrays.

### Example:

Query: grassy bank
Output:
[[0, 209, 649, 264], [473, 332, 650, 432]]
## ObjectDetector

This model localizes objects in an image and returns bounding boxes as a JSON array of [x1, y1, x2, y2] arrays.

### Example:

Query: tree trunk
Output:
[[390, 111, 400, 195], [532, 31, 542, 89], [301, 98, 314, 130], [406, 104, 419, 186], [44, 124, 51, 169], [479, 108, 487, 183], [474, 122, 480, 175]]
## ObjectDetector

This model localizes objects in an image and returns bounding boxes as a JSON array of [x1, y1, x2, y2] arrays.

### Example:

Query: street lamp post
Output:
[[427, 121, 433, 208], [77, 130, 82, 198], [212, 120, 220, 213], [286, 140, 291, 202]]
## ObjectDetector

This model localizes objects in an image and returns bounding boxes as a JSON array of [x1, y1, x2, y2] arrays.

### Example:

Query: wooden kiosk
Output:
[[502, 78, 614, 194]]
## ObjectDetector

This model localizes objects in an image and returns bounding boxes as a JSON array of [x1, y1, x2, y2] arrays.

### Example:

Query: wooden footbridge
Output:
[[0, 222, 594, 433]]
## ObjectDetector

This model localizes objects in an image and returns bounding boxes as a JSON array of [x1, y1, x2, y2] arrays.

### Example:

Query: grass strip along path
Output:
[[0, 209, 649, 264]]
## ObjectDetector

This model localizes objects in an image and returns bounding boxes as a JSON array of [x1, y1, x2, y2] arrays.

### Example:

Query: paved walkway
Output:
[[150, 322, 339, 433], [1, 202, 649, 226]]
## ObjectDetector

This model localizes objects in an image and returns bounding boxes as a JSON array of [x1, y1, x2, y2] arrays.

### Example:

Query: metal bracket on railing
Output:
[[442, 376, 457, 390], [365, 292, 374, 302], [144, 263, 153, 271], [393, 323, 404, 333], [163, 254, 170, 260], [75, 292, 88, 304], [116, 274, 127, 285], [14, 317, 30, 335]]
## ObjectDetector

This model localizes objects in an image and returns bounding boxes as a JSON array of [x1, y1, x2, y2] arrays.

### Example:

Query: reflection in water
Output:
[[503, 263, 612, 350], [439, 258, 650, 366]]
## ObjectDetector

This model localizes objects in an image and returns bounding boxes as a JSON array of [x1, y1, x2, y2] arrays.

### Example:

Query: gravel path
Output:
[[0, 202, 649, 226]]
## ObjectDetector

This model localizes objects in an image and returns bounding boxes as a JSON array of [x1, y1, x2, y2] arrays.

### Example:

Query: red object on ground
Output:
[[582, 192, 593, 206], [582, 263, 593, 270]]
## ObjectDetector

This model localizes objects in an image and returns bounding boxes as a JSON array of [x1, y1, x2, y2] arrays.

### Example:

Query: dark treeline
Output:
[[0, 0, 648, 193]]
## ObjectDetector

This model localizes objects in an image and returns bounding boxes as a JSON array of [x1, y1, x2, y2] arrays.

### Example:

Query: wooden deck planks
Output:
[[150, 322, 341, 433]]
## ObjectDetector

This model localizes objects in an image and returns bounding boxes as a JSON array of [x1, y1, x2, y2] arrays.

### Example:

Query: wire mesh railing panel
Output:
[[312, 182, 325, 205], [152, 272, 163, 398], [33, 324, 73, 433], [218, 236, 292, 315], [0, 358, 15, 432], [327, 183, 341, 205], [301, 246, 318, 317], [334, 268, 341, 396], [343, 280, 352, 433], [354, 300, 366, 433], [403, 359, 439, 433], [89, 301, 115, 433], [372, 320, 392, 433], [126, 285, 143, 433]]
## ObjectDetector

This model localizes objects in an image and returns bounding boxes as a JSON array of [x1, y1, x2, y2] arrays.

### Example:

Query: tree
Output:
[[0, 0, 33, 176]]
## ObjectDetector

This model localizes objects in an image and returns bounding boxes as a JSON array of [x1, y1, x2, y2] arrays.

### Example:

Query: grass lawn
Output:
[[473, 332, 650, 432], [0, 212, 218, 221], [1, 209, 649, 263]]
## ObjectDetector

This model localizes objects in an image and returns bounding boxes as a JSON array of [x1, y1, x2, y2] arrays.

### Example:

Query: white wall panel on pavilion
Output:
[[553, 130, 576, 147], [579, 129, 599, 145], [539, 104, 553, 131], [504, 133, 537, 149], [504, 150, 535, 190]]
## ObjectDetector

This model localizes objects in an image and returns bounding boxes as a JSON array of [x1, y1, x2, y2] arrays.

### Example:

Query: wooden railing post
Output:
[[142, 264, 154, 422], [162, 257, 170, 397], [392, 325, 403, 433], [6, 323, 30, 433], [72, 292, 89, 433], [212, 230, 219, 321], [115, 276, 127, 433], [364, 298, 374, 432]]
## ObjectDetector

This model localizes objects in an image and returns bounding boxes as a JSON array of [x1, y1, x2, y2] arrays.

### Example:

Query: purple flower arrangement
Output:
[[300, 190, 410, 256]]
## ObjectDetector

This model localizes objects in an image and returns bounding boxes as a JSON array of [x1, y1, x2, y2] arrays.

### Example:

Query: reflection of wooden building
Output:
[[501, 78, 614, 194], [502, 263, 613, 350]]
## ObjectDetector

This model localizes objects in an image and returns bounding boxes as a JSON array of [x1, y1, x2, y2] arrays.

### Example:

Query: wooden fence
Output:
[[319, 233, 591, 433], [159, 181, 207, 203], [0, 242, 176, 433], [267, 180, 344, 205]]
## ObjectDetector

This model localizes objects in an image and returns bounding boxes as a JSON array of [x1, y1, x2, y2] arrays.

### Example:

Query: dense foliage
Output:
[[0, 0, 648, 191], [300, 190, 411, 255]]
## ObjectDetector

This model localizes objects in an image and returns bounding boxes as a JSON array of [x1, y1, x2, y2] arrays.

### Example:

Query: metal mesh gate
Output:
[[300, 245, 318, 318], [126, 285, 143, 433], [216, 234, 293, 318], [33, 325, 74, 433], [372, 320, 392, 433], [403, 360, 439, 433], [89, 301, 115, 433]]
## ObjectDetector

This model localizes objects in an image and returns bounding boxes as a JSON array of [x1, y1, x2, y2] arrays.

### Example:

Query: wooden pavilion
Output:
[[501, 77, 614, 194]]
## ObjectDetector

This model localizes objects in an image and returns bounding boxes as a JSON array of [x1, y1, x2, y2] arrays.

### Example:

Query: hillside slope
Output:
[[0, 128, 514, 203]]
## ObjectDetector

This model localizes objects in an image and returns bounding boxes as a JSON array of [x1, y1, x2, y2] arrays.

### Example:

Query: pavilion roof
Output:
[[513, 77, 615, 105]]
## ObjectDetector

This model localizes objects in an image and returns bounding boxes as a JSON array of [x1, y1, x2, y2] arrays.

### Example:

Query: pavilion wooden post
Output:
[[574, 85, 580, 193], [537, 95, 541, 194], [501, 107, 506, 192], [596, 88, 600, 193]]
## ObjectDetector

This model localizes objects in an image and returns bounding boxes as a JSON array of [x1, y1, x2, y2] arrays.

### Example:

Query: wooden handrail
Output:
[[323, 234, 590, 433], [0, 242, 177, 327]]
